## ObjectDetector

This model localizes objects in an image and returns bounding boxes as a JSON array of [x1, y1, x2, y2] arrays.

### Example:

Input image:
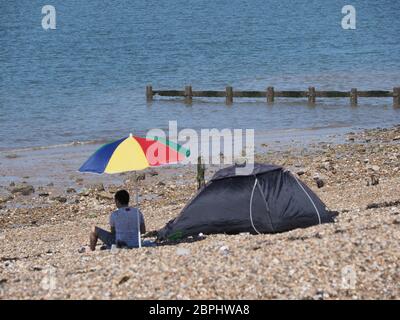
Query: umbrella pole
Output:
[[133, 171, 141, 249], [134, 171, 139, 206]]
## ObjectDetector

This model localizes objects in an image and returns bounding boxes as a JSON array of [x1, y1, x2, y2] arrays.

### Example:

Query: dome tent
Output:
[[158, 163, 336, 240]]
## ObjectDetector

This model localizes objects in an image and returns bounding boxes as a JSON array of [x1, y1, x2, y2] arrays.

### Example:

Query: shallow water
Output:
[[1, 0, 400, 151]]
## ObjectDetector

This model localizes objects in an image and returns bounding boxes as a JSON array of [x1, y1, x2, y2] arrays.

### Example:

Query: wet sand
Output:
[[0, 126, 399, 299]]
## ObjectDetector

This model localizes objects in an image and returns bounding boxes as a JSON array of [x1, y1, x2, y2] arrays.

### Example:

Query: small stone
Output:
[[314, 177, 325, 188], [5, 154, 19, 159], [96, 191, 113, 201], [117, 275, 131, 286], [10, 184, 35, 196], [148, 169, 159, 177], [78, 188, 90, 196], [366, 175, 379, 186], [78, 247, 86, 253], [38, 192, 50, 197], [0, 195, 13, 203], [219, 246, 230, 255], [51, 196, 67, 203], [371, 165, 380, 172], [66, 188, 76, 194], [296, 168, 306, 176], [136, 173, 146, 181], [90, 183, 105, 192], [157, 181, 166, 186]]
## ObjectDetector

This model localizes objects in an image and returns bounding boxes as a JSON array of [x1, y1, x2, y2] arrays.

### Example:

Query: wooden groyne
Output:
[[146, 85, 400, 107]]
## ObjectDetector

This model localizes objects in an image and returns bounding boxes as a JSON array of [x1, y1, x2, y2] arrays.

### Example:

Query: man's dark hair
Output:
[[115, 190, 130, 205]]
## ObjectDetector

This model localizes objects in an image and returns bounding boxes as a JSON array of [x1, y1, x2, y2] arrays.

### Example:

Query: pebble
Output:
[[66, 188, 76, 194], [219, 246, 230, 255], [51, 196, 67, 203], [176, 248, 190, 256], [10, 184, 35, 196]]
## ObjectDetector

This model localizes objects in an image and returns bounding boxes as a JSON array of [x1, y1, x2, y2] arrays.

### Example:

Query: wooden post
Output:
[[197, 156, 205, 190], [308, 87, 316, 105], [394, 87, 400, 108], [350, 88, 358, 106], [146, 85, 153, 102], [226, 86, 233, 105], [185, 85, 193, 104], [267, 87, 274, 104]]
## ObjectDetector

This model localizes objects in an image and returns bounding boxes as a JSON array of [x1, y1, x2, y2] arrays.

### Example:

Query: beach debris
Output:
[[10, 184, 35, 196], [38, 192, 50, 197]]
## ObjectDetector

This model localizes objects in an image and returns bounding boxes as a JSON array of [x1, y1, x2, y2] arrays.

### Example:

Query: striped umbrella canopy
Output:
[[79, 134, 190, 174]]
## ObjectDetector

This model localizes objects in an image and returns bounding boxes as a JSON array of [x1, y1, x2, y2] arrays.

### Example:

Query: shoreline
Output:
[[0, 123, 380, 193], [0, 124, 399, 299]]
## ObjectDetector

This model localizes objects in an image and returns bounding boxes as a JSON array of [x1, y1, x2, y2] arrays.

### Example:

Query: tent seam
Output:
[[289, 171, 322, 225], [256, 175, 276, 233]]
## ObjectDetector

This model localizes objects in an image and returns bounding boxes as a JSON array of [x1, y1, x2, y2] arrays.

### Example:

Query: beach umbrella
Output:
[[79, 134, 189, 174], [79, 133, 190, 202]]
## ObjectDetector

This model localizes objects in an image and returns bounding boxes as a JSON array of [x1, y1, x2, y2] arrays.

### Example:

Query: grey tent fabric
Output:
[[157, 163, 336, 240]]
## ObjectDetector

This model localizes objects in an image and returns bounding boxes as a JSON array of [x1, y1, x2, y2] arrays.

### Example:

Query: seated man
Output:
[[90, 189, 145, 250]]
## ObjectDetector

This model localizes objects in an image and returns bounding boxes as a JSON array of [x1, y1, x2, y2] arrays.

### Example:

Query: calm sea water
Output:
[[1, 0, 400, 151]]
